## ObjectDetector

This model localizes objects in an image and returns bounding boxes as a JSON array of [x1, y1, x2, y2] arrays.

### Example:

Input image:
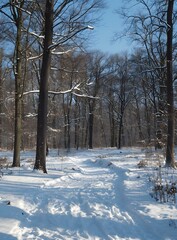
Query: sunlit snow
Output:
[[0, 148, 177, 240]]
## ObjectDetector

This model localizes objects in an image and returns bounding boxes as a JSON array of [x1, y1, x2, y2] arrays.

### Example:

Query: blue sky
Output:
[[89, 1, 132, 54]]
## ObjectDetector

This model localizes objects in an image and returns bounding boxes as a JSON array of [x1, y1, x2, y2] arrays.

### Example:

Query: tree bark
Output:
[[166, 0, 175, 167], [12, 2, 24, 167], [34, 0, 53, 173]]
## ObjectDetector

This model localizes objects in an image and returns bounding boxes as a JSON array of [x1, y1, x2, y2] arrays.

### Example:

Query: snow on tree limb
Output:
[[27, 53, 43, 61], [28, 31, 44, 39], [23, 83, 81, 96], [51, 48, 77, 55], [49, 25, 94, 50], [87, 25, 94, 30], [72, 92, 99, 99], [23, 83, 99, 99], [23, 90, 39, 96], [47, 126, 61, 133], [27, 48, 76, 61]]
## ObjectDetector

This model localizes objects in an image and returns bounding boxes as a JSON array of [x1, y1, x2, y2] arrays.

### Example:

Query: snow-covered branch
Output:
[[48, 126, 61, 133], [23, 90, 39, 96], [11, 3, 32, 16], [25, 113, 37, 118], [72, 92, 99, 99], [27, 53, 43, 61], [23, 83, 99, 99], [28, 31, 44, 40], [48, 83, 81, 95], [23, 84, 81, 96], [51, 48, 77, 55], [49, 25, 94, 50]]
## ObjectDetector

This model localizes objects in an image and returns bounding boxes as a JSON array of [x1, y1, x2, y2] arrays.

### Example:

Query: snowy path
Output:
[[0, 148, 177, 239]]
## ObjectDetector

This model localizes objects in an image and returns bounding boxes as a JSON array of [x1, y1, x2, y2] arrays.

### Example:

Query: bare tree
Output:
[[11, 0, 25, 167], [34, 0, 54, 173], [86, 52, 106, 149], [34, 0, 104, 172], [0, 1, 38, 165], [119, 0, 168, 148]]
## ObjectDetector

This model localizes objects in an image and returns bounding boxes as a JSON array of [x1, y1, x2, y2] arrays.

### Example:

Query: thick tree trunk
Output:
[[34, 0, 53, 173], [166, 0, 175, 167], [12, 4, 24, 167], [13, 90, 22, 167]]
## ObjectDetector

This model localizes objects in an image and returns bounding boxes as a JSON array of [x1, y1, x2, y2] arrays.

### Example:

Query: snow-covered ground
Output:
[[0, 147, 177, 240]]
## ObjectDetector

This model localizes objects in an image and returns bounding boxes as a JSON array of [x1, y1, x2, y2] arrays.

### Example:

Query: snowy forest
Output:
[[1, 1, 177, 239], [0, 0, 176, 171]]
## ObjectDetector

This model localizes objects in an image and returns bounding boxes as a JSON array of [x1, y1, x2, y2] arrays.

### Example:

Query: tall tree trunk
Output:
[[88, 102, 94, 149], [118, 114, 123, 149], [34, 0, 53, 173], [135, 97, 143, 141], [74, 97, 80, 150], [67, 109, 71, 151], [99, 102, 107, 147], [52, 118, 57, 148], [81, 100, 87, 148], [12, 3, 24, 167], [166, 0, 175, 167], [108, 100, 116, 147]]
